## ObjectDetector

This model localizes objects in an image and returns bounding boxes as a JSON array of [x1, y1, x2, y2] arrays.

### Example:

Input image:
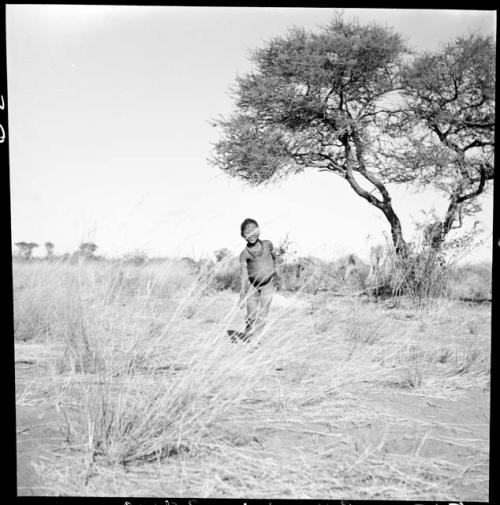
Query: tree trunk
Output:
[[426, 166, 488, 252], [426, 197, 460, 251], [342, 148, 407, 256], [380, 203, 407, 255], [347, 131, 408, 256]]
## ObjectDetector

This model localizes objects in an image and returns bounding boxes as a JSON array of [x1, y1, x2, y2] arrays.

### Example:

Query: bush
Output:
[[448, 262, 492, 301], [279, 257, 340, 293], [212, 257, 240, 292], [333, 254, 370, 292], [122, 250, 149, 266], [362, 241, 452, 304], [394, 249, 451, 304], [214, 248, 232, 263]]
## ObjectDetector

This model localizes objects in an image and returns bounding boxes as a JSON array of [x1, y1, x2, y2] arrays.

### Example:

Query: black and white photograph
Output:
[[8, 5, 494, 500]]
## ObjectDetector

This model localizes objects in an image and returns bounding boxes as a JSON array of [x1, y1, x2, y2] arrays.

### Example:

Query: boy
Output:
[[238, 218, 279, 341]]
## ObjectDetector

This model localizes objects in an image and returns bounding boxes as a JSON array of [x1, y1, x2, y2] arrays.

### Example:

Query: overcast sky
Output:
[[7, 6, 496, 262]]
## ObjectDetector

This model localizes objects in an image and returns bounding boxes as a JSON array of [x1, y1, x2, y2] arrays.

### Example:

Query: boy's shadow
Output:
[[227, 330, 251, 343]]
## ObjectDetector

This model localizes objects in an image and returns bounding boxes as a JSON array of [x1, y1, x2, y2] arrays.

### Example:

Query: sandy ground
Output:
[[15, 292, 490, 499]]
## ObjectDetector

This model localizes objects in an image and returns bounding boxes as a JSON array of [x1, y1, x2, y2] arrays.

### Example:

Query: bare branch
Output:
[[457, 166, 487, 203]]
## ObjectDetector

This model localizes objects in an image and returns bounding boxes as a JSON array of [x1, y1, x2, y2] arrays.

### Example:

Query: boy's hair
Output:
[[240, 218, 259, 236]]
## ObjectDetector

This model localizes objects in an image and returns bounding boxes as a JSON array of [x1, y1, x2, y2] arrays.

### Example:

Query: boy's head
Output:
[[240, 218, 260, 244]]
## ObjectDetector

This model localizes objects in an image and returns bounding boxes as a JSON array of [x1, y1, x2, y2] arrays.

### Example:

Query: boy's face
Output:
[[242, 224, 260, 244]]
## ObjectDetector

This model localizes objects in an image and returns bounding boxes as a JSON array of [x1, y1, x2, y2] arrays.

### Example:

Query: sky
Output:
[[7, 6, 496, 262]]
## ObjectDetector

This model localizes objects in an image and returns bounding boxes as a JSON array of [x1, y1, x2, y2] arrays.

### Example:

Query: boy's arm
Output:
[[239, 251, 249, 302], [269, 241, 281, 289]]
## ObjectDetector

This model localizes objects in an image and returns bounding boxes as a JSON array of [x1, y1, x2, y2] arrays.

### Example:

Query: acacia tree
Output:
[[210, 18, 495, 255], [44, 241, 55, 259], [15, 241, 39, 259], [378, 34, 495, 250], [211, 18, 409, 252], [78, 242, 98, 258], [15, 242, 29, 259]]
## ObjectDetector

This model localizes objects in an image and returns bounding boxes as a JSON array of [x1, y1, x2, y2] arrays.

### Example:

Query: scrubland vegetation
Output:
[[14, 252, 490, 499], [11, 7, 494, 500]]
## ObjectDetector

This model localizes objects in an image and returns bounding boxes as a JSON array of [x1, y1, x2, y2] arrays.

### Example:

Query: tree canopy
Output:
[[15, 241, 39, 259], [78, 242, 98, 257], [378, 33, 495, 247], [210, 17, 495, 254], [44, 241, 55, 258]]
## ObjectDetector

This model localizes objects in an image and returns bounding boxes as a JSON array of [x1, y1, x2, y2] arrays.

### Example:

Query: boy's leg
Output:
[[245, 285, 260, 338], [253, 282, 274, 337]]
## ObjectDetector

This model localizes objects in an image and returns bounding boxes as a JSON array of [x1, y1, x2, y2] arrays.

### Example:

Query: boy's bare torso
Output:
[[240, 239, 276, 287]]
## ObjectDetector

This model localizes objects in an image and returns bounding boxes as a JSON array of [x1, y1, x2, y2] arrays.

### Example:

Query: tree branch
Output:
[[351, 129, 393, 203], [463, 120, 495, 129], [342, 140, 383, 208], [457, 166, 487, 203], [463, 139, 494, 151]]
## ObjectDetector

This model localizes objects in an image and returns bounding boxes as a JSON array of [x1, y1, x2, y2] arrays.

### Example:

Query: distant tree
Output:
[[15, 241, 38, 260], [27, 242, 39, 255], [78, 242, 98, 258], [15, 242, 29, 259], [214, 248, 232, 262], [44, 241, 55, 259]]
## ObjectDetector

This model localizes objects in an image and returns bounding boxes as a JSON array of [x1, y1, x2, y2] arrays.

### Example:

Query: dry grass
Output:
[[14, 258, 490, 500]]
